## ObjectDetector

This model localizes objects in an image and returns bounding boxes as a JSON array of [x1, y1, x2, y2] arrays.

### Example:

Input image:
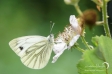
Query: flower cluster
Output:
[[52, 15, 81, 63]]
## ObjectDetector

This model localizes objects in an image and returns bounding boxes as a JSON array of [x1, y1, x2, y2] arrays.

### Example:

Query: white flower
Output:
[[52, 15, 81, 63], [68, 15, 81, 49]]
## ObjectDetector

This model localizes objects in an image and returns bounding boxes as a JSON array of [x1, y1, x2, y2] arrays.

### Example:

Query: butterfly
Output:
[[9, 34, 54, 69]]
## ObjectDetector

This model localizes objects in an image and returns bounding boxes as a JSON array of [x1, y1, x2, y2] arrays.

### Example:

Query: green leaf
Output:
[[92, 35, 112, 74], [77, 35, 112, 74], [77, 50, 106, 74]]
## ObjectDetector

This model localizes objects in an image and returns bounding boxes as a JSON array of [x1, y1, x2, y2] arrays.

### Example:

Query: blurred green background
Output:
[[0, 0, 104, 74]]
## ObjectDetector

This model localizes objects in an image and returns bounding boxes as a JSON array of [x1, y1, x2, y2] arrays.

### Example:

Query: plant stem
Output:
[[74, 4, 83, 16], [73, 2, 91, 50], [75, 45, 85, 52], [81, 36, 91, 50], [102, 0, 111, 38], [96, 21, 104, 25]]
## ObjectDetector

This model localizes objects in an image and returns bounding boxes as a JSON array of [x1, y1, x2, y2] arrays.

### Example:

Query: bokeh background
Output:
[[0, 0, 106, 74]]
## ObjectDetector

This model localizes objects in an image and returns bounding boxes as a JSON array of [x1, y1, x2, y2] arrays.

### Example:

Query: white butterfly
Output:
[[9, 34, 54, 69]]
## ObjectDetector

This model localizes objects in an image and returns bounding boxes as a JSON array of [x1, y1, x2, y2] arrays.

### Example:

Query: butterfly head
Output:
[[47, 34, 54, 43]]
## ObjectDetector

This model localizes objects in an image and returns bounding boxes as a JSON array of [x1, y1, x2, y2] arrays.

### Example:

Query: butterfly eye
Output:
[[19, 46, 23, 50]]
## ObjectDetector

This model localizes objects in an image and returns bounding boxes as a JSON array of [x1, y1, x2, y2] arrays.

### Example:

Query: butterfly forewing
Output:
[[9, 35, 54, 69], [9, 36, 47, 57]]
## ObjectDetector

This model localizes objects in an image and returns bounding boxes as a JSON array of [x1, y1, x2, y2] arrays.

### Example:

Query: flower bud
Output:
[[64, 0, 79, 5], [81, 9, 98, 29]]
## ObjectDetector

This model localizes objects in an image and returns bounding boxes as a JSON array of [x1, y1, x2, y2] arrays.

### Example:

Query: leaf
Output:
[[77, 50, 106, 74], [92, 35, 112, 74], [77, 35, 112, 74]]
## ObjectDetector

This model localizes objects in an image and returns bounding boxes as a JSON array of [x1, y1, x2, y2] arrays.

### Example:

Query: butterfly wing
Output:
[[9, 36, 53, 69]]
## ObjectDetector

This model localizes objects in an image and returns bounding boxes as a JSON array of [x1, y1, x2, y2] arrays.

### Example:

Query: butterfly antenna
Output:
[[50, 21, 55, 34]]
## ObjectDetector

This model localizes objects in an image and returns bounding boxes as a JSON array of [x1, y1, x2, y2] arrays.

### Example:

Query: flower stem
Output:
[[81, 36, 91, 50], [96, 21, 104, 25], [75, 45, 85, 52], [73, 2, 91, 50], [74, 4, 83, 16], [102, 0, 111, 38]]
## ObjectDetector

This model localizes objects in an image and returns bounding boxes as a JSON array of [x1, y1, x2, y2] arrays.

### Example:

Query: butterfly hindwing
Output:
[[9, 35, 54, 69], [20, 39, 53, 69]]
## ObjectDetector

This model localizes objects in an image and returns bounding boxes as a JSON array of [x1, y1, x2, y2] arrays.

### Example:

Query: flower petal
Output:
[[69, 15, 78, 29], [52, 39, 67, 63], [68, 34, 80, 49]]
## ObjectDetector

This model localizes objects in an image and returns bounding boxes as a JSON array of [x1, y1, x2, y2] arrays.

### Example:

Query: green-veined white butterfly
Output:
[[9, 34, 54, 69]]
